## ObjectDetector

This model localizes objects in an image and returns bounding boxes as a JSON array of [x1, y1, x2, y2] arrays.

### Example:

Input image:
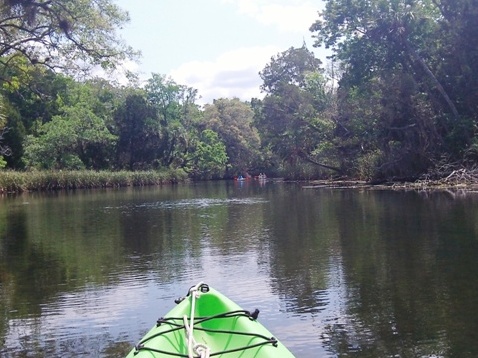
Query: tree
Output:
[[431, 0, 478, 161], [0, 59, 79, 168], [114, 92, 159, 170], [261, 45, 323, 94], [433, 0, 478, 119], [0, 107, 9, 168], [1, 62, 122, 169], [202, 98, 261, 176], [257, 46, 339, 177], [309, 0, 478, 178], [144, 74, 200, 168], [187, 129, 228, 179], [0, 0, 138, 78], [23, 103, 117, 170]]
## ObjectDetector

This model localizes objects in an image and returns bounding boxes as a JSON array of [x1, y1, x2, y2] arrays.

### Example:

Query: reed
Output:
[[0, 169, 189, 193]]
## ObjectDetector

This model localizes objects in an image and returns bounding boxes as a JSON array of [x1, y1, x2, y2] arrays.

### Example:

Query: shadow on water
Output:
[[1, 184, 478, 356]]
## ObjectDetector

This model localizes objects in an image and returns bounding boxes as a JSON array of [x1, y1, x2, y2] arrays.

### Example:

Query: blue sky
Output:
[[114, 0, 327, 104]]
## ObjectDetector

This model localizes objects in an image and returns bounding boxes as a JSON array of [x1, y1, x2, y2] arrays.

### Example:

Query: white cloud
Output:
[[169, 46, 281, 105], [223, 0, 319, 33]]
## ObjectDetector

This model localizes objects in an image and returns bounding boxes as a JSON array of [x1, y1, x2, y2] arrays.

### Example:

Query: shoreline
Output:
[[303, 179, 478, 192], [0, 169, 189, 194], [2, 169, 478, 194]]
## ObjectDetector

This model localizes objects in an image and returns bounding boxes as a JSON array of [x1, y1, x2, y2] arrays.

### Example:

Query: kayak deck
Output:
[[127, 283, 295, 357]]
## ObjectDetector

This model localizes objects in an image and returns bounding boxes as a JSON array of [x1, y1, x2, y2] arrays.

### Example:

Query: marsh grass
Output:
[[0, 169, 188, 193]]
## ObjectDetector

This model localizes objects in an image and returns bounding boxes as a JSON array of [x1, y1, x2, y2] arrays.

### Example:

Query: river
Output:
[[1, 181, 478, 357]]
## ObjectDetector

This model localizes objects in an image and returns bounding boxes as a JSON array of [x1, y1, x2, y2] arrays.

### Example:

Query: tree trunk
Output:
[[405, 41, 460, 121], [298, 151, 343, 173]]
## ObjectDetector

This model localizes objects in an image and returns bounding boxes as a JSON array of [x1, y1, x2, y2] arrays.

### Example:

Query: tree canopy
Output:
[[203, 98, 261, 176], [309, 0, 478, 180], [0, 0, 138, 78]]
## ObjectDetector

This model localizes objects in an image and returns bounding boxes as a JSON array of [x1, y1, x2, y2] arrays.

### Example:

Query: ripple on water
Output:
[[2, 269, 160, 356], [101, 197, 269, 217]]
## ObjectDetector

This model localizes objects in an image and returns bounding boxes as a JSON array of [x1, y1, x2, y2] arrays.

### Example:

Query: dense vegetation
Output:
[[1, 0, 478, 185]]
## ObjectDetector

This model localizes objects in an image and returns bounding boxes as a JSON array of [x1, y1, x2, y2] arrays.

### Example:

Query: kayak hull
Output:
[[126, 283, 295, 357]]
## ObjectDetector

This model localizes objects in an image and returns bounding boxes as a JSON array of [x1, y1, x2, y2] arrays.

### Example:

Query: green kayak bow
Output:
[[126, 282, 296, 357]]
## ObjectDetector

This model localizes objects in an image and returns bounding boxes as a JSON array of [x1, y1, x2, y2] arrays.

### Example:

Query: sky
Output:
[[113, 0, 328, 104]]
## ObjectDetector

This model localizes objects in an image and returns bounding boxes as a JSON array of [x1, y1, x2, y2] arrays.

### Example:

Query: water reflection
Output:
[[1, 184, 478, 356]]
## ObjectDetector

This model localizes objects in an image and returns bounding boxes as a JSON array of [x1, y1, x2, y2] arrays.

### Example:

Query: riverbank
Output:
[[303, 168, 478, 192], [3, 168, 478, 194], [304, 180, 478, 192], [0, 169, 189, 193]]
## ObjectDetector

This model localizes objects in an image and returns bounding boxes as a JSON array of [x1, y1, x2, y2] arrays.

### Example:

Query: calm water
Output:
[[1, 181, 478, 357]]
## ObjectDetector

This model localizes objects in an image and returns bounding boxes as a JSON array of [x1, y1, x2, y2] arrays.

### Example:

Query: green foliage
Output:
[[0, 60, 75, 167], [309, 0, 478, 179], [0, 95, 10, 164], [144, 74, 201, 168], [0, 0, 138, 76], [114, 92, 159, 170], [190, 129, 229, 179], [260, 45, 323, 93], [280, 161, 326, 180], [202, 98, 262, 176], [304, 71, 330, 111], [355, 149, 384, 180], [111, 75, 203, 172], [258, 46, 340, 175], [23, 104, 117, 170]]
